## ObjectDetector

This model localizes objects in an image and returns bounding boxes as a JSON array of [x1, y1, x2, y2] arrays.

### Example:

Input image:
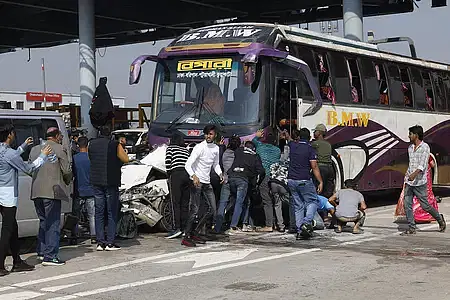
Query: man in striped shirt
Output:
[[165, 133, 190, 239], [252, 129, 283, 232]]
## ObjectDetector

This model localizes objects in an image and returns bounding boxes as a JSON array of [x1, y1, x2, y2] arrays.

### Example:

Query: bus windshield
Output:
[[152, 56, 260, 125]]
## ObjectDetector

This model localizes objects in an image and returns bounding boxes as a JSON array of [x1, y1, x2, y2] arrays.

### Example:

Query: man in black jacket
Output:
[[88, 126, 129, 251], [226, 141, 265, 234]]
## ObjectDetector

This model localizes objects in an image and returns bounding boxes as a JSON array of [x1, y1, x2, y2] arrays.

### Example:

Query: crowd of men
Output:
[[0, 125, 129, 276], [165, 124, 368, 247], [0, 122, 444, 276]]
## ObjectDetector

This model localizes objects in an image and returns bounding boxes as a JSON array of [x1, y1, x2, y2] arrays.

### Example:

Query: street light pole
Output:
[[41, 57, 47, 111]]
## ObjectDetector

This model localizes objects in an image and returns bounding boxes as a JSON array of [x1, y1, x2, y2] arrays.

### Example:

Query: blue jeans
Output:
[[34, 198, 62, 260], [228, 177, 249, 228], [215, 177, 249, 231], [93, 185, 119, 244], [82, 197, 96, 237], [216, 182, 231, 232], [287, 179, 319, 232]]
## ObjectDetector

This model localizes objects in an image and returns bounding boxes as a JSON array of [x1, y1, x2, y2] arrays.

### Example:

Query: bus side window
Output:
[[295, 46, 317, 78], [360, 58, 380, 106], [387, 64, 404, 108], [410, 67, 427, 111], [314, 51, 335, 103], [399, 67, 413, 108], [329, 52, 351, 104], [431, 72, 447, 112], [443, 72, 450, 112], [375, 63, 389, 105], [421, 72, 435, 111], [346, 58, 363, 103]]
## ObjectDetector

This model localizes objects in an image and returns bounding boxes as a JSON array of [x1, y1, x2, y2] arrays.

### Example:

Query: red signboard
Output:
[[26, 92, 62, 103]]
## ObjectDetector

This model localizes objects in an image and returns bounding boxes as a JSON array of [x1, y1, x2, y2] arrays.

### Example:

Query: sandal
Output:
[[352, 228, 364, 234]]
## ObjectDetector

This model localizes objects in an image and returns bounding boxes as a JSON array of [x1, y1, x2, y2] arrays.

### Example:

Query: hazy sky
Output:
[[0, 2, 448, 108]]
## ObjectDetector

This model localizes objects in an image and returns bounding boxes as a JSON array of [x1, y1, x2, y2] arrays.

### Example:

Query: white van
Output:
[[0, 110, 72, 238], [112, 128, 148, 160]]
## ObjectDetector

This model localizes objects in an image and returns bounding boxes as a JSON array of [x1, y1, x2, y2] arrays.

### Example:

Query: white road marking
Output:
[[12, 243, 226, 288], [155, 248, 257, 268], [40, 283, 84, 292], [0, 291, 44, 300], [46, 248, 321, 300]]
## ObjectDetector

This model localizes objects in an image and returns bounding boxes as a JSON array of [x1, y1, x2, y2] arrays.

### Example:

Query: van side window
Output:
[[330, 52, 351, 103], [421, 72, 435, 111], [346, 58, 363, 103], [431, 72, 447, 112], [11, 118, 58, 161], [410, 67, 427, 110]]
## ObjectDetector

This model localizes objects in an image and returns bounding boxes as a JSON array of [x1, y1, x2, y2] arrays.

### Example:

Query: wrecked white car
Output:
[[119, 145, 173, 232]]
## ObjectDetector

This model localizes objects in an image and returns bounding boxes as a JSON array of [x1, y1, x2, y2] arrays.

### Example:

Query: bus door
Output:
[[275, 79, 299, 136]]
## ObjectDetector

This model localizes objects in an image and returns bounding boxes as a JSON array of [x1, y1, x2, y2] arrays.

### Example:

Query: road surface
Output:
[[1, 198, 449, 300]]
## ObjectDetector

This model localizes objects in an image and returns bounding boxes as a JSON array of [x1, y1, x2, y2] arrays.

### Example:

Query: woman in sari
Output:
[[395, 156, 439, 223]]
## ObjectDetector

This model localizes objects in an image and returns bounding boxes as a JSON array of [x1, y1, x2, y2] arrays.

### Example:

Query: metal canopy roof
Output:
[[0, 0, 413, 52]]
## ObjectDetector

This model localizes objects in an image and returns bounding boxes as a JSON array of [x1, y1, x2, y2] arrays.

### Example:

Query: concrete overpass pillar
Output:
[[78, 0, 96, 137], [343, 0, 363, 41]]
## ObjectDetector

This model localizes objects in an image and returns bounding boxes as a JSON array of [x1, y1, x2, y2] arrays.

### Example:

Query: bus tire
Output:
[[331, 155, 343, 193]]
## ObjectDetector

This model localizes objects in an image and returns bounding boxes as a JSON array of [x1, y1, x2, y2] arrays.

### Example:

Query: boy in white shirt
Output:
[[183, 125, 223, 247]]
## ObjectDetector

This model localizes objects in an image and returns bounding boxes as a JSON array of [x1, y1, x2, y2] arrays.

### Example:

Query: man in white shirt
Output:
[[183, 125, 223, 247], [402, 125, 445, 235]]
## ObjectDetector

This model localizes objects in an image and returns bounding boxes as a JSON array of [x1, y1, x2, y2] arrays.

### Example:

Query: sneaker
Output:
[[42, 257, 66, 266], [257, 226, 273, 232], [242, 225, 254, 232], [91, 238, 97, 245], [439, 214, 446, 232], [181, 237, 196, 247], [166, 229, 183, 239], [277, 226, 286, 233], [190, 235, 206, 244], [105, 244, 121, 251], [300, 223, 313, 239], [11, 261, 35, 272], [36, 255, 44, 261], [96, 244, 106, 251], [400, 228, 417, 236], [226, 227, 242, 235], [0, 268, 9, 277]]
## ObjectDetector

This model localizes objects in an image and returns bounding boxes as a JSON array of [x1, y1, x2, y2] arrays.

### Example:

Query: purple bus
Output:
[[130, 22, 450, 193]]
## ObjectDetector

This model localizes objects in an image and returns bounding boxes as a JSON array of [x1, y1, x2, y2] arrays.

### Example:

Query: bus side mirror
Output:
[[129, 55, 159, 85]]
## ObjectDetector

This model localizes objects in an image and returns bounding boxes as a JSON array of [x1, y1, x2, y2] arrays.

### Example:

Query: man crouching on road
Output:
[[183, 125, 223, 247], [328, 179, 367, 234]]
